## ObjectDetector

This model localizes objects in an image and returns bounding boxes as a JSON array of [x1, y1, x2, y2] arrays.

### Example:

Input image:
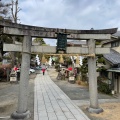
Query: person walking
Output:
[[41, 64, 46, 75], [42, 68, 45, 75]]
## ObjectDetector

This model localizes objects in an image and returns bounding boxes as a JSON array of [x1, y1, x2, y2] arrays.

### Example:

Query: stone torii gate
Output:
[[0, 20, 117, 119]]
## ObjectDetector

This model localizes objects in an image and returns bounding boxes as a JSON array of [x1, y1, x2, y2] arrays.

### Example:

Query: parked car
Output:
[[29, 68, 35, 74], [36, 66, 42, 70]]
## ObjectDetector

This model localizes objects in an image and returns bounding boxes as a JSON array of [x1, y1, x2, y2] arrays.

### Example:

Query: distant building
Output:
[[102, 31, 120, 95], [67, 40, 87, 47]]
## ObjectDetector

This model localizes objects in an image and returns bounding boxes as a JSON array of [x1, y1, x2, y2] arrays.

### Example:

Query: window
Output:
[[111, 41, 119, 47]]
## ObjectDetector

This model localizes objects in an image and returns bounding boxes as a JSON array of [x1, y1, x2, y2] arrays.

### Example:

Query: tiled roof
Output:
[[113, 31, 120, 37], [104, 49, 120, 65], [102, 31, 120, 45]]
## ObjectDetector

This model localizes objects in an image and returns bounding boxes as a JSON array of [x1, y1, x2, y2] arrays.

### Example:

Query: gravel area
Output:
[[48, 67, 120, 120], [0, 73, 36, 120]]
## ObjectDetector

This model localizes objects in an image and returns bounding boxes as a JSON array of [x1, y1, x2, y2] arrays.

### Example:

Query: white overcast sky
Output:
[[6, 0, 120, 45]]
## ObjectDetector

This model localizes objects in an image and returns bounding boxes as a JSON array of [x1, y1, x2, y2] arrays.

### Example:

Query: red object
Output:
[[14, 67, 18, 71], [68, 67, 72, 71], [42, 68, 45, 72]]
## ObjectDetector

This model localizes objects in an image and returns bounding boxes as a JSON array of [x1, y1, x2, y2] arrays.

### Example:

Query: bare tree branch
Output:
[[10, 0, 20, 23], [0, 1, 11, 18], [17, 8, 21, 13]]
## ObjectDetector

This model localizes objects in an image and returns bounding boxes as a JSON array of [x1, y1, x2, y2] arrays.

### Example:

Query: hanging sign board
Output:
[[56, 33, 67, 53]]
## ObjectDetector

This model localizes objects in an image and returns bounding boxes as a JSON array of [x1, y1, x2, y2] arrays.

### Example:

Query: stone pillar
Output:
[[87, 39, 103, 114], [11, 35, 31, 119]]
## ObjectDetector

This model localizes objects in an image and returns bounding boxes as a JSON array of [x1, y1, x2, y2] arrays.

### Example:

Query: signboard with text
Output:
[[56, 33, 67, 53]]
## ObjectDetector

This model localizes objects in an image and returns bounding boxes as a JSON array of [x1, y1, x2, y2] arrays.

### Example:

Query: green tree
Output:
[[31, 38, 47, 64], [80, 54, 106, 81], [0, 1, 12, 60], [80, 58, 88, 81], [33, 38, 46, 45]]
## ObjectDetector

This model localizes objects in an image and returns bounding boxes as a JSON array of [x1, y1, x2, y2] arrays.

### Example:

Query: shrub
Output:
[[55, 64, 60, 72], [98, 80, 111, 94]]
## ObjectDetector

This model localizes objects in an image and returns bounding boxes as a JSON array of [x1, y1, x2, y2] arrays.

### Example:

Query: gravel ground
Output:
[[0, 73, 36, 120], [47, 68, 114, 100], [48, 67, 120, 120], [81, 102, 120, 120]]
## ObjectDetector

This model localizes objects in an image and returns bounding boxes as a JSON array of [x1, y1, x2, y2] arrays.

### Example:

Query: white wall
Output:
[[103, 43, 111, 47], [112, 47, 120, 53]]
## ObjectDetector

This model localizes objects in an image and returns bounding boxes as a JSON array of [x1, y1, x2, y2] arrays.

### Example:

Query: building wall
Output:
[[104, 59, 111, 69], [112, 47, 120, 53], [113, 74, 120, 94], [119, 76, 120, 93], [114, 79, 117, 93], [103, 43, 111, 47]]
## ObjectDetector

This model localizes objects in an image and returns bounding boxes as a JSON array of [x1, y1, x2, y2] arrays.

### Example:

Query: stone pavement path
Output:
[[34, 72, 90, 120]]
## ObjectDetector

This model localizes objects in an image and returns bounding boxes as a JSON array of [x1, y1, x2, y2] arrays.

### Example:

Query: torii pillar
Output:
[[87, 39, 103, 113], [11, 35, 32, 119]]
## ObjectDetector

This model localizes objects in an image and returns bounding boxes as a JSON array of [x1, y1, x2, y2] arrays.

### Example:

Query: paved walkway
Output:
[[34, 72, 90, 120]]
